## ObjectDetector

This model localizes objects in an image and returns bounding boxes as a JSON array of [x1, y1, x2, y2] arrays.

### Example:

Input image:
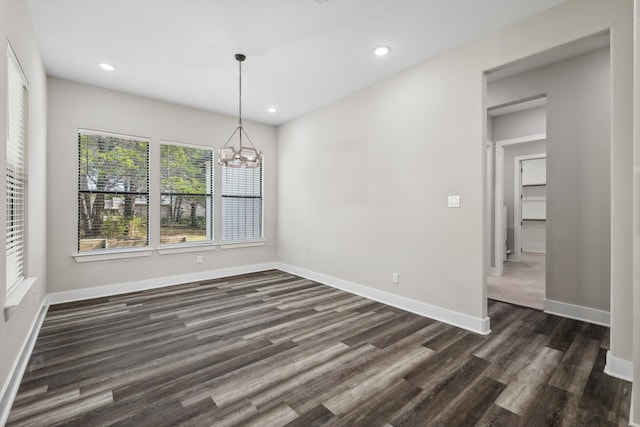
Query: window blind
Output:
[[6, 46, 29, 293], [160, 142, 213, 244], [221, 165, 263, 241], [78, 130, 149, 252]]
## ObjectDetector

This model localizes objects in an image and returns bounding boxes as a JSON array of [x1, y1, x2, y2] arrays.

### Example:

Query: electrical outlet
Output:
[[197, 255, 203, 264], [302, 251, 306, 261], [392, 273, 399, 284]]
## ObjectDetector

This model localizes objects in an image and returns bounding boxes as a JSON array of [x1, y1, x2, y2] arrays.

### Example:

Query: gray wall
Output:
[[633, 0, 640, 422], [277, 1, 632, 330], [46, 78, 278, 293], [608, 2, 635, 384], [489, 47, 611, 311], [492, 106, 546, 141], [0, 0, 48, 403]]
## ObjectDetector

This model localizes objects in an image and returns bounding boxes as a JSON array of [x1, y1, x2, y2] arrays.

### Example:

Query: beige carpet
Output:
[[487, 252, 545, 310]]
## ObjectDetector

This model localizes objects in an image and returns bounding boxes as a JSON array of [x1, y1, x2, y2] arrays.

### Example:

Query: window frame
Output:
[[220, 161, 264, 243], [72, 133, 268, 261], [159, 140, 214, 247], [77, 129, 150, 254], [6, 43, 29, 297]]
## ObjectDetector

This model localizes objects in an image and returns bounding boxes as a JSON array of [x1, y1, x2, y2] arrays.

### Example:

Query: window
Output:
[[78, 130, 149, 252], [6, 45, 29, 294], [221, 164, 263, 241], [160, 142, 213, 244]]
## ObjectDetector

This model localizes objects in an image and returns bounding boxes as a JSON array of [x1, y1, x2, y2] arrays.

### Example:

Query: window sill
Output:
[[219, 239, 267, 249], [5, 277, 37, 318], [73, 247, 154, 263], [157, 242, 218, 255]]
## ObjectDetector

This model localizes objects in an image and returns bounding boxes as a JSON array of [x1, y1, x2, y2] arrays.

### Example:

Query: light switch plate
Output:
[[448, 195, 460, 208]]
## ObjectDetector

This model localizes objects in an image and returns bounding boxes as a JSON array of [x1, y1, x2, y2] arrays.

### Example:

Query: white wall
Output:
[[277, 0, 632, 336], [0, 0, 48, 407], [47, 78, 278, 293]]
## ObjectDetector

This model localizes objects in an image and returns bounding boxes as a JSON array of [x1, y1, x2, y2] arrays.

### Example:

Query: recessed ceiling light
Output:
[[373, 46, 390, 57], [267, 106, 278, 113], [98, 62, 115, 71]]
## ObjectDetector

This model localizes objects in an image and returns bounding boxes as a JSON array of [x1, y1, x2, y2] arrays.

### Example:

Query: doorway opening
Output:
[[487, 98, 547, 309], [483, 31, 611, 317]]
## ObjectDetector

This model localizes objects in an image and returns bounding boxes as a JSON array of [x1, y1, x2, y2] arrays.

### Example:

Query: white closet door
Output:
[[521, 158, 546, 185]]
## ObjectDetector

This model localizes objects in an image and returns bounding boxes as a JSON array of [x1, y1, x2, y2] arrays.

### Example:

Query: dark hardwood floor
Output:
[[7, 270, 631, 426]]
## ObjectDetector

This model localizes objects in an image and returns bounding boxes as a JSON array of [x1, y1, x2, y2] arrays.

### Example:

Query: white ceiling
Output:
[[26, 0, 566, 126]]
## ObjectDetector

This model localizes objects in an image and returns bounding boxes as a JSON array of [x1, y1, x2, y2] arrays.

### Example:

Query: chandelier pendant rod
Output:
[[238, 54, 242, 128], [218, 53, 262, 168]]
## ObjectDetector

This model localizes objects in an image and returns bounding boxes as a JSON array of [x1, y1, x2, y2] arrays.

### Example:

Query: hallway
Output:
[[488, 252, 545, 310]]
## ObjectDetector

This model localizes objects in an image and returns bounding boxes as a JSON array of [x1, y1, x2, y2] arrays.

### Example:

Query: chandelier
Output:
[[218, 53, 263, 168]]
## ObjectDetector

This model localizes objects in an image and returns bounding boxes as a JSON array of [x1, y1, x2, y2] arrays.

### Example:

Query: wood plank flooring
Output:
[[7, 270, 631, 426]]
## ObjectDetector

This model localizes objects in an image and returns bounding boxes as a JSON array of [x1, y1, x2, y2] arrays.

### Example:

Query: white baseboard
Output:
[[46, 262, 278, 305], [276, 263, 491, 335], [0, 299, 49, 427], [543, 299, 610, 326], [603, 350, 633, 382]]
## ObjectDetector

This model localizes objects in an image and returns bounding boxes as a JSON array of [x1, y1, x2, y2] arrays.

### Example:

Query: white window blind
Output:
[[6, 46, 29, 294], [221, 165, 263, 241], [78, 130, 149, 252], [160, 142, 213, 244]]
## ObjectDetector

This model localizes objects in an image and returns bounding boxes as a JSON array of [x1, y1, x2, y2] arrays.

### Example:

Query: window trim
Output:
[[73, 247, 154, 263], [219, 239, 266, 250], [4, 277, 37, 312], [156, 242, 217, 255]]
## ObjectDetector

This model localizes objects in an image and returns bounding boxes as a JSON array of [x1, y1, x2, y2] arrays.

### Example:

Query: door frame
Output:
[[492, 133, 546, 276], [514, 153, 546, 261]]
